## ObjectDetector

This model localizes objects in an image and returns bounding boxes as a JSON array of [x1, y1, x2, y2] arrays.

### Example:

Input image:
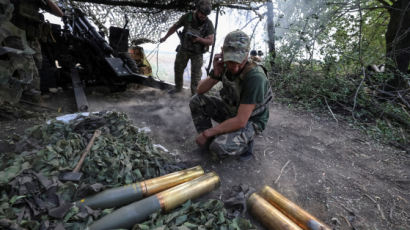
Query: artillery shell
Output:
[[78, 165, 204, 209], [88, 172, 220, 230], [248, 193, 303, 230], [259, 186, 331, 230], [156, 171, 220, 211]]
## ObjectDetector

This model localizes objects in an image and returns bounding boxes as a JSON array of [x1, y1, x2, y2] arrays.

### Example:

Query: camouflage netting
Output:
[[0, 111, 182, 186], [0, 111, 254, 229], [64, 1, 181, 43], [62, 0, 267, 43], [134, 200, 255, 230]]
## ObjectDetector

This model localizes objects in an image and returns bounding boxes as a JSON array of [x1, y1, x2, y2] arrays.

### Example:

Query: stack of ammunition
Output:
[[247, 185, 330, 230], [80, 166, 220, 230]]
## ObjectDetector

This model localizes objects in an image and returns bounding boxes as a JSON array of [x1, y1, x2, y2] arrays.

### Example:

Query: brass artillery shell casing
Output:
[[259, 186, 331, 230], [248, 193, 303, 230], [78, 165, 204, 209], [88, 172, 220, 230], [157, 171, 220, 211], [142, 165, 205, 195]]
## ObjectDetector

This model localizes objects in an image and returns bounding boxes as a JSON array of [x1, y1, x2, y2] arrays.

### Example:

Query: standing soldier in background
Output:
[[160, 0, 214, 95], [257, 50, 264, 62], [9, 0, 63, 100], [249, 50, 262, 63], [1, 0, 36, 104]]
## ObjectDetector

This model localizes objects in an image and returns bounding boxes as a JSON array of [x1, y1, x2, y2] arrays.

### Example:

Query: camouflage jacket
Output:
[[175, 12, 215, 54]]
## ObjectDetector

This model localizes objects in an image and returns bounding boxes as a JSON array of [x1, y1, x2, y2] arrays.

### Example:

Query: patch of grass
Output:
[[365, 119, 407, 144], [268, 65, 409, 149]]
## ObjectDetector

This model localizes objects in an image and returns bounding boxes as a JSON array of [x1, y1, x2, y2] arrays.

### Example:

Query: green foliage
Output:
[[269, 57, 409, 148], [269, 0, 409, 149], [366, 119, 408, 144]]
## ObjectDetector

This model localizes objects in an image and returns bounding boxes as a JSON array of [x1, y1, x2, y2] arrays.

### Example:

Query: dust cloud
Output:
[[87, 85, 198, 156]]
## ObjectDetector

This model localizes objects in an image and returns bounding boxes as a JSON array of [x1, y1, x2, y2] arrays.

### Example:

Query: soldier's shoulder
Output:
[[178, 12, 191, 22], [246, 65, 267, 81], [205, 17, 214, 27]]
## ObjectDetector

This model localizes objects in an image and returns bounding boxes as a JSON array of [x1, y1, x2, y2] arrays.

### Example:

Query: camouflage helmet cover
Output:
[[196, 0, 212, 15], [222, 30, 250, 64]]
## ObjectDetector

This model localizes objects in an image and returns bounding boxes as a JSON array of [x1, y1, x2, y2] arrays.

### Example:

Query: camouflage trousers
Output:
[[189, 94, 259, 157], [174, 50, 203, 95]]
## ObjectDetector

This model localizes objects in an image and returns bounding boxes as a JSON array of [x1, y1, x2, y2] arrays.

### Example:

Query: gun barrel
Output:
[[77, 166, 204, 209], [248, 193, 303, 230], [88, 172, 220, 230], [259, 186, 331, 230], [73, 8, 113, 55]]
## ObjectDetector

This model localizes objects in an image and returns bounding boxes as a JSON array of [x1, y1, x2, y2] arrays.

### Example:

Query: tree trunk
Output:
[[266, 0, 275, 71], [385, 0, 410, 87]]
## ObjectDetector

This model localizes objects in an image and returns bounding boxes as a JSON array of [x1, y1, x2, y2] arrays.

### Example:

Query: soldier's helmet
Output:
[[196, 0, 212, 15], [0, 0, 14, 22], [222, 30, 250, 64]]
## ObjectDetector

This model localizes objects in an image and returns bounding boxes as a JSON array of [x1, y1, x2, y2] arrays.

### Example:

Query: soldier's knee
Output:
[[209, 134, 248, 158], [189, 94, 201, 109], [209, 141, 230, 158]]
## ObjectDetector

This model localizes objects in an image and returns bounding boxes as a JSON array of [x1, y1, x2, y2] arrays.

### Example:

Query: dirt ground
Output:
[[1, 85, 409, 230]]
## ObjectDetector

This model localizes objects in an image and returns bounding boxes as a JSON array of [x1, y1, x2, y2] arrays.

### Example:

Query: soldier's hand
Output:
[[213, 53, 224, 76], [159, 37, 166, 43], [196, 131, 211, 147], [196, 133, 207, 147]]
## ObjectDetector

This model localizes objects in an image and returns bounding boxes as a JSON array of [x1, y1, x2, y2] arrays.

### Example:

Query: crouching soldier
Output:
[[189, 30, 273, 161]]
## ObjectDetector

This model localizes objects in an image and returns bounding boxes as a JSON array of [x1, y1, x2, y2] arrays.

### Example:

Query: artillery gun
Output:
[[40, 8, 172, 111]]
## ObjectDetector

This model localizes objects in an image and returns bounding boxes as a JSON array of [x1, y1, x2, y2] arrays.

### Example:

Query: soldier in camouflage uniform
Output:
[[0, 0, 37, 104], [189, 30, 273, 161], [9, 0, 63, 98], [160, 0, 214, 95]]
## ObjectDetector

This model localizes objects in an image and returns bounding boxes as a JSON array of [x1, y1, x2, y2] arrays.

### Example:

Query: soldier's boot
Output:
[[168, 88, 183, 95], [239, 140, 254, 162]]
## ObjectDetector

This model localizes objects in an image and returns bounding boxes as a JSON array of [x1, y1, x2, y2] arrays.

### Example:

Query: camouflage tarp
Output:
[[0, 111, 254, 229]]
